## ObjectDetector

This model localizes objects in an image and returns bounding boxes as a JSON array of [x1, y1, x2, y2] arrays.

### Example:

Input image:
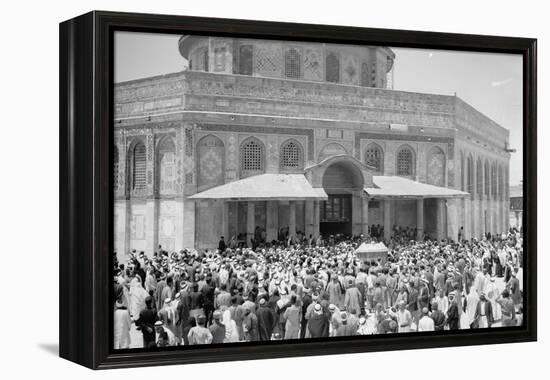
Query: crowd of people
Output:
[[113, 227, 523, 349]]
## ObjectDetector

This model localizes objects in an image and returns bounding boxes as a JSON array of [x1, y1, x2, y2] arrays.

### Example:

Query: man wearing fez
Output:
[[307, 303, 330, 338], [256, 297, 276, 341]]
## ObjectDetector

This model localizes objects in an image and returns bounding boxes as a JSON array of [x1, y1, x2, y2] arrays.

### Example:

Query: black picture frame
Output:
[[59, 10, 537, 370]]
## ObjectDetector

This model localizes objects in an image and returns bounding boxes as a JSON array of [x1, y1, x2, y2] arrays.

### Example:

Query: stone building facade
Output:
[[113, 36, 510, 260]]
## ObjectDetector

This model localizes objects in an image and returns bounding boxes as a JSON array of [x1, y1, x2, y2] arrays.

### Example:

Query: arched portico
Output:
[[305, 155, 372, 237]]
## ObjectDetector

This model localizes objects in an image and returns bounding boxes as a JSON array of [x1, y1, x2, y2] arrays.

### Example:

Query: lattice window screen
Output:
[[133, 143, 147, 190], [241, 139, 264, 172], [280, 141, 303, 169], [365, 145, 382, 172], [397, 148, 413, 176], [284, 48, 301, 79]]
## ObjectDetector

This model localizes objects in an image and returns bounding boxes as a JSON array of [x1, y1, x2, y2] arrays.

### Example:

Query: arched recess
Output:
[[127, 138, 147, 195], [284, 48, 301, 79], [318, 142, 347, 163], [498, 165, 505, 200], [396, 144, 416, 177], [364, 142, 384, 173], [197, 134, 225, 191], [326, 52, 340, 83], [239, 136, 265, 178], [426, 146, 446, 186], [156, 136, 177, 196], [279, 138, 304, 171], [467, 154, 474, 199], [460, 151, 465, 191], [484, 159, 491, 197], [491, 162, 498, 199], [476, 158, 483, 199]]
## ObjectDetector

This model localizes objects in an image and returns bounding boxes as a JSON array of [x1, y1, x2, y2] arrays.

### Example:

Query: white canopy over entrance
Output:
[[365, 176, 469, 199], [189, 173, 327, 201]]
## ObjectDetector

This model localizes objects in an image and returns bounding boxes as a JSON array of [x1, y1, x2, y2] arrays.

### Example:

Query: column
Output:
[[416, 198, 424, 241], [221, 201, 229, 240], [305, 200, 314, 238], [383, 199, 391, 241], [362, 197, 369, 237], [313, 200, 320, 238], [247, 201, 255, 247], [114, 200, 129, 264], [266, 201, 279, 242], [352, 193, 362, 235], [446, 199, 459, 241], [181, 199, 195, 249], [436, 198, 445, 241], [289, 201, 296, 240]]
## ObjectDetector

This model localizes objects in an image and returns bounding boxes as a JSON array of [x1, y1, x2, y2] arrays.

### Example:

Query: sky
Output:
[[114, 32, 523, 185]]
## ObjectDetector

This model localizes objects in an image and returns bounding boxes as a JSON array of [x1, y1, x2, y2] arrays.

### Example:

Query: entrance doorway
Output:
[[320, 159, 364, 238], [320, 194, 352, 236]]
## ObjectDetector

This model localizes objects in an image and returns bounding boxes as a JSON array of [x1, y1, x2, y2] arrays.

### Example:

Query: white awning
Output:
[[365, 176, 469, 199], [189, 173, 328, 201]]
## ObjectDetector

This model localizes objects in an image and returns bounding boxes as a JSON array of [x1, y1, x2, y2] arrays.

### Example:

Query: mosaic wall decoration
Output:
[[158, 137, 177, 195], [342, 54, 359, 85], [318, 142, 347, 162], [426, 147, 445, 186], [303, 48, 322, 81], [197, 134, 225, 190], [255, 44, 282, 77]]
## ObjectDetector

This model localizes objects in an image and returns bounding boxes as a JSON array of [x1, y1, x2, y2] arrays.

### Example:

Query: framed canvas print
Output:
[[59, 11, 537, 369]]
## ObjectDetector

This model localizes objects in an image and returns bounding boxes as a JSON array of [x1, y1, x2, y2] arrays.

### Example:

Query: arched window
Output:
[[280, 139, 304, 170], [240, 138, 265, 176], [364, 143, 383, 172], [284, 48, 301, 79], [113, 145, 119, 193], [239, 45, 253, 75], [326, 52, 340, 83], [476, 159, 483, 199], [396, 146, 414, 176], [132, 141, 147, 191], [192, 47, 209, 72], [361, 62, 370, 87], [157, 137, 176, 195]]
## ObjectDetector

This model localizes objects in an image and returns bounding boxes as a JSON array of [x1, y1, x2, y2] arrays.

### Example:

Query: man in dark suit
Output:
[[473, 292, 494, 328], [218, 236, 227, 252], [135, 296, 158, 348]]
